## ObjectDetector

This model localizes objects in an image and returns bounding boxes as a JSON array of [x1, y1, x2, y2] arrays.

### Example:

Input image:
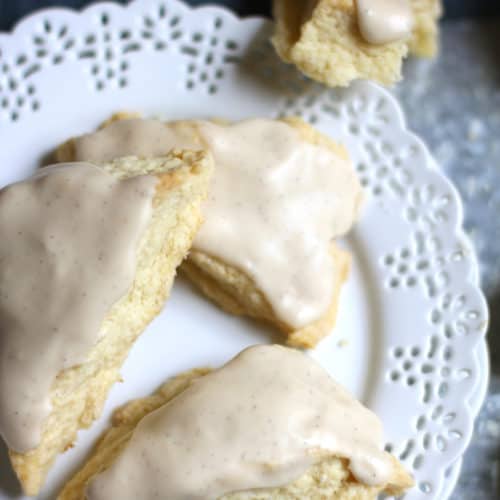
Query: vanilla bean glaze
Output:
[[0, 163, 157, 452], [87, 345, 394, 499], [193, 119, 361, 327], [356, 0, 413, 45], [69, 117, 361, 328], [73, 118, 198, 162]]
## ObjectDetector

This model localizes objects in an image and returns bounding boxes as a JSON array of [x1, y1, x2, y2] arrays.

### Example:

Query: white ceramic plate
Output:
[[0, 1, 489, 499]]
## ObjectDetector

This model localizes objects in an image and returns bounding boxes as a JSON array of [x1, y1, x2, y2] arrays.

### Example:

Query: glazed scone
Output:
[[58, 345, 413, 500], [186, 117, 358, 348], [56, 114, 362, 348], [272, 0, 442, 87], [2, 151, 213, 495]]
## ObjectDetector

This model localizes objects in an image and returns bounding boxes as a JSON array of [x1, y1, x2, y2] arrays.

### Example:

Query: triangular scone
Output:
[[58, 345, 413, 500], [55, 114, 361, 349], [272, 0, 442, 88], [3, 151, 213, 495], [182, 117, 358, 348]]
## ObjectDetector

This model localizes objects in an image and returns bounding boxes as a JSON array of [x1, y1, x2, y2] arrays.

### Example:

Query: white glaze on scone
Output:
[[69, 117, 361, 329], [0, 163, 156, 452], [194, 119, 361, 328], [73, 118, 196, 161], [86, 345, 394, 500], [357, 0, 413, 45]]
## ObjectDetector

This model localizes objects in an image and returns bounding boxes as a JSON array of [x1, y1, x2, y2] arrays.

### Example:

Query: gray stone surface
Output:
[[393, 18, 500, 500]]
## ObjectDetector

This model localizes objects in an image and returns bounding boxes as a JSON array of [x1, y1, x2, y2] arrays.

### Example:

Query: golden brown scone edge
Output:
[[272, 0, 408, 87], [409, 0, 442, 57], [58, 368, 414, 500], [272, 0, 442, 87], [8, 151, 213, 495]]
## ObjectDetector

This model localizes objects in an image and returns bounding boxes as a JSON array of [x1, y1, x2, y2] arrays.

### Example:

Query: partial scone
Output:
[[0, 152, 212, 495], [272, 0, 442, 87], [182, 244, 350, 348], [409, 0, 442, 57], [59, 345, 413, 500], [56, 114, 362, 348]]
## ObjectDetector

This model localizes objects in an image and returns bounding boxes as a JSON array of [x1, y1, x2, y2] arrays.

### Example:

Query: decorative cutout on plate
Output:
[[180, 16, 241, 94], [31, 18, 75, 67], [0, 48, 39, 121], [138, 2, 182, 51], [382, 231, 447, 294], [406, 185, 453, 230], [430, 292, 484, 340], [77, 10, 133, 91]]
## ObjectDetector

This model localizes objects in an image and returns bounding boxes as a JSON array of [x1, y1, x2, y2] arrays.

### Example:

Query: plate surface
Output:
[[0, 1, 489, 499]]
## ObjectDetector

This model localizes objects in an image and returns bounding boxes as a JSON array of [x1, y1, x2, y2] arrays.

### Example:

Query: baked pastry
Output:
[[56, 115, 362, 348], [0, 151, 213, 495], [410, 0, 442, 57], [272, 0, 442, 87], [59, 344, 413, 500], [182, 243, 350, 348]]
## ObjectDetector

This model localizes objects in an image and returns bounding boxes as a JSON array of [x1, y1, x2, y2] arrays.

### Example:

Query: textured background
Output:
[[0, 1, 499, 500]]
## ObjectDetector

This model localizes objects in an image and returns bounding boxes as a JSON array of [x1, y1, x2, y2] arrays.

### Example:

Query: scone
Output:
[[56, 114, 362, 348], [0, 151, 213, 495], [410, 0, 442, 57], [272, 0, 442, 87], [58, 345, 414, 500]]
